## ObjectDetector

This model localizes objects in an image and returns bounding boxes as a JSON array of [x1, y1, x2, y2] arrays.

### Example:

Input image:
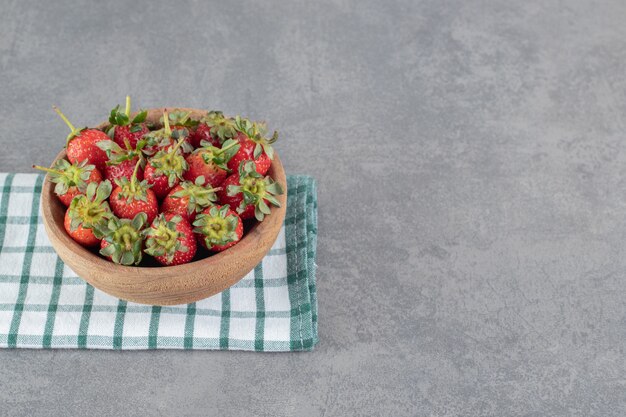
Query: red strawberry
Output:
[[227, 116, 277, 175], [193, 205, 243, 252], [64, 180, 113, 247], [99, 213, 148, 265], [64, 212, 100, 247], [142, 130, 175, 157], [107, 96, 149, 148], [110, 160, 158, 224], [161, 109, 197, 153], [97, 140, 144, 183], [54, 106, 111, 172], [105, 158, 143, 184], [228, 132, 272, 175], [33, 159, 102, 206], [189, 124, 213, 148], [161, 179, 219, 223], [183, 139, 240, 188], [144, 135, 188, 199], [143, 163, 170, 199], [218, 161, 284, 221], [144, 213, 197, 266], [112, 124, 149, 149], [189, 111, 237, 148], [171, 126, 191, 149], [142, 110, 193, 157]]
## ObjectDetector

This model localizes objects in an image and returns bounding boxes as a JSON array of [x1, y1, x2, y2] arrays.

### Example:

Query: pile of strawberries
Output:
[[35, 97, 283, 266]]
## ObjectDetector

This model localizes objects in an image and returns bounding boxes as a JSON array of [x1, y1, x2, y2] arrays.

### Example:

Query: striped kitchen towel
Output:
[[0, 173, 318, 351]]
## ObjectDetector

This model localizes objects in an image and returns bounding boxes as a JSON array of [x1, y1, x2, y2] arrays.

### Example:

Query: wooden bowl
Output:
[[40, 108, 287, 306]]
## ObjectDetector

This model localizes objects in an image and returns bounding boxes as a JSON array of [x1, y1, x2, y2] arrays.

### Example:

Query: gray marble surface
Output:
[[1, 0, 626, 415]]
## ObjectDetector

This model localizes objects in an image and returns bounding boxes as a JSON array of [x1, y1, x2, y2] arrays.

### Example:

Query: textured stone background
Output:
[[1, 0, 625, 415]]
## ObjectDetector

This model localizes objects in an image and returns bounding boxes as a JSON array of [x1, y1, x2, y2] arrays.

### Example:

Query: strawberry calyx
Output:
[[67, 180, 113, 236], [199, 111, 237, 144], [171, 178, 220, 215], [144, 214, 190, 263], [53, 106, 87, 145], [227, 161, 283, 221], [98, 213, 147, 265], [148, 136, 189, 187], [195, 139, 240, 170], [193, 205, 240, 249], [142, 130, 172, 157], [33, 159, 96, 197], [234, 116, 278, 160], [97, 138, 144, 166], [143, 110, 193, 156], [107, 96, 148, 135], [161, 109, 199, 129], [114, 158, 152, 202]]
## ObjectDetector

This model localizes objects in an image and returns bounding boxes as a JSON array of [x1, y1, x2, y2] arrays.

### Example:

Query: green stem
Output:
[[170, 135, 187, 154], [203, 186, 221, 193], [163, 110, 171, 136], [52, 106, 76, 132], [125, 96, 131, 117], [179, 111, 191, 125], [32, 165, 63, 175], [215, 140, 239, 154], [87, 207, 104, 218], [130, 157, 142, 193], [156, 231, 171, 242], [123, 234, 132, 250]]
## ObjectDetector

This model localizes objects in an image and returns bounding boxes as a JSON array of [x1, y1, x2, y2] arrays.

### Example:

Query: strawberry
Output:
[[144, 213, 197, 266], [189, 111, 237, 148], [33, 159, 102, 206], [64, 213, 100, 247], [98, 213, 148, 265], [227, 116, 277, 175], [110, 159, 159, 224], [218, 161, 284, 221], [161, 178, 219, 222], [160, 109, 197, 152], [54, 106, 111, 171], [193, 205, 243, 252], [190, 124, 215, 149], [142, 129, 175, 157], [105, 158, 143, 184], [143, 110, 192, 157], [183, 139, 240, 188], [64, 180, 113, 247], [96, 140, 144, 183], [107, 96, 149, 148], [144, 135, 188, 199]]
